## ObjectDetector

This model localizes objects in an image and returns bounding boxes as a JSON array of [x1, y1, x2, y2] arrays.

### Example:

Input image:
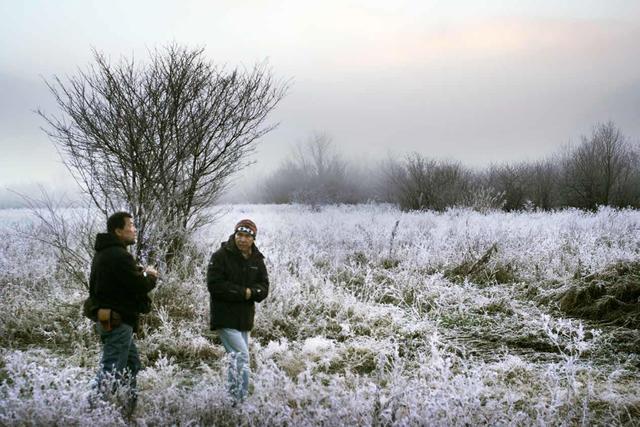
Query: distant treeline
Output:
[[255, 121, 640, 211]]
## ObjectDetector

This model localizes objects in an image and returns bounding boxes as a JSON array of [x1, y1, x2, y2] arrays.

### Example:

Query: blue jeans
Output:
[[93, 322, 140, 407], [218, 328, 250, 401]]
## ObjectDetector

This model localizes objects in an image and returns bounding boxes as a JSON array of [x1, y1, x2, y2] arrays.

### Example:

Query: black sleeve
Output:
[[250, 258, 269, 303], [112, 250, 157, 296], [207, 251, 247, 302]]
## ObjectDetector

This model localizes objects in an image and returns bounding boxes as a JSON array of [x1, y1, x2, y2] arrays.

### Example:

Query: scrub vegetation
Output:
[[1, 204, 639, 426], [258, 122, 640, 212]]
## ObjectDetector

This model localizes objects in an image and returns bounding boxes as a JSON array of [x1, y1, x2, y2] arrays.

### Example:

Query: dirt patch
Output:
[[553, 261, 640, 328]]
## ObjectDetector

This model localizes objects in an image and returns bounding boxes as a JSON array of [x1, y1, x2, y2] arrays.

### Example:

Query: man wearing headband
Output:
[[206, 219, 269, 404]]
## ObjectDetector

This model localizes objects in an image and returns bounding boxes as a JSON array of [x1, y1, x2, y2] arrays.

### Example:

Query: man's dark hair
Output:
[[107, 212, 133, 235]]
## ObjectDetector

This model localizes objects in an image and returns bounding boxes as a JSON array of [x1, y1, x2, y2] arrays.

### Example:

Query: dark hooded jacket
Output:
[[88, 233, 157, 331], [207, 235, 269, 331]]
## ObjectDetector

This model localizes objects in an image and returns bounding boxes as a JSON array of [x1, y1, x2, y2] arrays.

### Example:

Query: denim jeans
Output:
[[218, 328, 250, 402], [92, 322, 140, 409]]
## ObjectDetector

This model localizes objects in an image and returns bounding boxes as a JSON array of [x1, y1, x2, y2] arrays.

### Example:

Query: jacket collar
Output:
[[94, 232, 127, 251]]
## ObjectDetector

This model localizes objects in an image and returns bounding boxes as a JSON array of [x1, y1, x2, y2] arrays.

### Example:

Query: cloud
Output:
[[1, 1, 639, 185]]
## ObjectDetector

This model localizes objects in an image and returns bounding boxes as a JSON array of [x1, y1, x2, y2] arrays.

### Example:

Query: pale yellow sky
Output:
[[1, 0, 639, 190]]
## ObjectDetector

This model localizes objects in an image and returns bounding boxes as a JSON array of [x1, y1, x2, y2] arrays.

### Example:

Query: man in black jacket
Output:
[[207, 219, 269, 403], [88, 211, 158, 414]]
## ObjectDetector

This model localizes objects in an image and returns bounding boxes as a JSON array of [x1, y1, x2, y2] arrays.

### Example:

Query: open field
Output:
[[1, 204, 639, 426]]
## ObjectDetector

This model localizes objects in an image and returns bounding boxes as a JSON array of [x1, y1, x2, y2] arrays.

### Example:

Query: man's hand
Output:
[[144, 266, 159, 279], [245, 288, 252, 300], [97, 308, 112, 332]]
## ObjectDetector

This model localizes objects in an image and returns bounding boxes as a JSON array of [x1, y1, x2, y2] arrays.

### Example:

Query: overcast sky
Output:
[[1, 0, 639, 195]]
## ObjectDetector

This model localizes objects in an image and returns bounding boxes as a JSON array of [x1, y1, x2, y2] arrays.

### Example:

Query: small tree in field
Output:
[[383, 153, 472, 211], [485, 163, 528, 211], [261, 133, 364, 205], [525, 159, 560, 210], [561, 121, 637, 209], [38, 45, 287, 268]]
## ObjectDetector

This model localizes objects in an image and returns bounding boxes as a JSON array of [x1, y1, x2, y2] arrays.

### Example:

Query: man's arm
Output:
[[112, 250, 157, 295], [207, 252, 248, 302], [248, 259, 269, 303]]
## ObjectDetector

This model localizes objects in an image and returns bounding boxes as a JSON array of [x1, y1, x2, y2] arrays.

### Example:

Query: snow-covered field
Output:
[[1, 204, 639, 426]]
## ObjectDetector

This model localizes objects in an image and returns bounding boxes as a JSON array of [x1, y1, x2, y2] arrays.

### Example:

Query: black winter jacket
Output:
[[88, 233, 157, 331], [207, 235, 269, 331]]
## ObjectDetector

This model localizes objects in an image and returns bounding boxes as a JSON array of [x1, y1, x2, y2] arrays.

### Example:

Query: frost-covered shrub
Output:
[[0, 350, 123, 426]]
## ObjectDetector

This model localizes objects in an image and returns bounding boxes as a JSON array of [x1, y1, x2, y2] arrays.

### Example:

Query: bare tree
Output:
[[429, 160, 473, 210], [38, 44, 287, 267], [383, 153, 432, 210], [382, 153, 473, 211], [561, 121, 637, 209], [261, 133, 364, 205], [525, 159, 560, 210], [485, 163, 529, 211]]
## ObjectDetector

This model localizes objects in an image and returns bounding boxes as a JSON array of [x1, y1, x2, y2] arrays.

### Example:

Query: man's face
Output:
[[115, 217, 137, 245], [234, 231, 254, 253]]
